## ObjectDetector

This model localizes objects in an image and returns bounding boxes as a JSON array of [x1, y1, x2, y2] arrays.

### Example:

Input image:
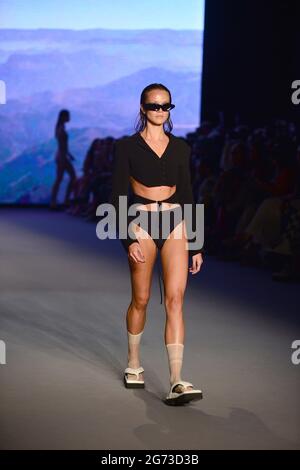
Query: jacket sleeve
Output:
[[109, 139, 139, 252], [177, 143, 204, 257]]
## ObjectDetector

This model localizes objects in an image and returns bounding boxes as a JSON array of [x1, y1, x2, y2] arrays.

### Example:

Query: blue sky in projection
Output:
[[0, 0, 205, 29], [0, 0, 205, 203]]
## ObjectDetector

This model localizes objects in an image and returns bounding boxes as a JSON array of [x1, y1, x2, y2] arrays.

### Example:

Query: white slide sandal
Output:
[[123, 366, 145, 388], [164, 380, 203, 406]]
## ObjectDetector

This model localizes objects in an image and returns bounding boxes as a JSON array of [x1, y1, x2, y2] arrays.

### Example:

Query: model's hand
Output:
[[128, 241, 145, 263], [189, 253, 203, 274]]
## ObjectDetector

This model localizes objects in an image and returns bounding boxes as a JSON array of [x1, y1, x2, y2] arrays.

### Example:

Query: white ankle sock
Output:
[[166, 343, 184, 384], [127, 330, 144, 369]]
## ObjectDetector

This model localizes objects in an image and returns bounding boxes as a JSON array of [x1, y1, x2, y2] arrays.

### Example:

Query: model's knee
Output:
[[132, 292, 150, 311], [165, 291, 184, 312]]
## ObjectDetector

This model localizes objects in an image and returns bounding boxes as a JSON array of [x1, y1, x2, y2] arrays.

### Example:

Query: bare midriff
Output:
[[130, 175, 180, 212]]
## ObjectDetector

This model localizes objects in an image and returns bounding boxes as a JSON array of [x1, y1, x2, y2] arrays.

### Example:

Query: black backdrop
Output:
[[201, 0, 300, 128]]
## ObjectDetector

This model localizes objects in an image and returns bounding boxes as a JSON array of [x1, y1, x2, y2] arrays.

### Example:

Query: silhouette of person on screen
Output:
[[50, 109, 76, 209]]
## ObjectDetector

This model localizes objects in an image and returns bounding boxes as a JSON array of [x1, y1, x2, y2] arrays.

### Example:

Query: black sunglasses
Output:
[[143, 102, 175, 112]]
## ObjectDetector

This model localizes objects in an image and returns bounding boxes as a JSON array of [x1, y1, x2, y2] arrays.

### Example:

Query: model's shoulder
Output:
[[170, 133, 189, 145], [170, 134, 191, 155], [114, 135, 130, 146], [115, 133, 138, 148]]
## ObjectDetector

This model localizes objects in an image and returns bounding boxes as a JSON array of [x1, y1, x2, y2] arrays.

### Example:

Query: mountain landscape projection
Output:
[[0, 28, 203, 203]]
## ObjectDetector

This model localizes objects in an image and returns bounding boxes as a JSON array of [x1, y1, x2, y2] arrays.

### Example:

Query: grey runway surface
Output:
[[0, 208, 299, 450]]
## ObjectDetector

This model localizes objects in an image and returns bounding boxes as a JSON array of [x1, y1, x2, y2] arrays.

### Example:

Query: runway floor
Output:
[[0, 208, 299, 449]]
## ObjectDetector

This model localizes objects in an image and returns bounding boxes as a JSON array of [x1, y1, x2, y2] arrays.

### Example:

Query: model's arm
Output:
[[110, 139, 139, 251], [177, 143, 204, 257]]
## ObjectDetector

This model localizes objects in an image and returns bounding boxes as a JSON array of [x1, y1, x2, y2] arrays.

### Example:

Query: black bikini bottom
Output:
[[132, 192, 184, 250], [131, 192, 184, 305]]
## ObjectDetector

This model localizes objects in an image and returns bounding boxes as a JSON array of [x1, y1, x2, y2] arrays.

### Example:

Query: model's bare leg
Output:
[[161, 220, 188, 345], [160, 220, 193, 391], [126, 222, 157, 379], [50, 161, 65, 207], [64, 160, 77, 205]]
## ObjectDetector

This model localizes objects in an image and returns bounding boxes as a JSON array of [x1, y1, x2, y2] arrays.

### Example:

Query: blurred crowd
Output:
[[57, 118, 300, 283]]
